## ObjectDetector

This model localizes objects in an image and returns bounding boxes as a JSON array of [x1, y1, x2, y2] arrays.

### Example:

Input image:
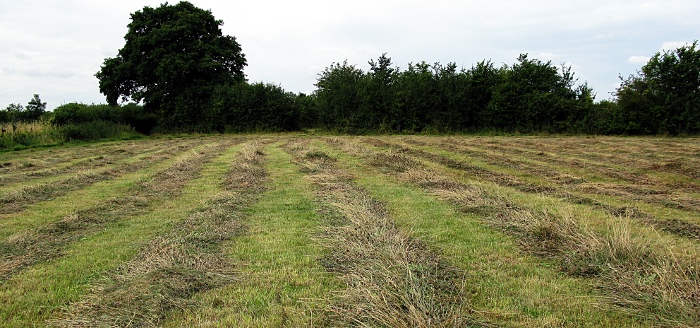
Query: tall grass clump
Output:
[[52, 103, 154, 142], [499, 207, 700, 326], [0, 120, 64, 150], [58, 121, 140, 141]]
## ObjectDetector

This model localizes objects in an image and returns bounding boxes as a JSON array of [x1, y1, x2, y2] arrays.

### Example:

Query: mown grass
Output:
[[380, 137, 700, 239], [0, 138, 211, 240], [163, 141, 343, 326], [329, 136, 700, 326], [51, 140, 245, 327], [0, 139, 236, 326], [289, 140, 477, 327], [0, 134, 697, 327], [0, 138, 177, 192], [317, 138, 649, 326]]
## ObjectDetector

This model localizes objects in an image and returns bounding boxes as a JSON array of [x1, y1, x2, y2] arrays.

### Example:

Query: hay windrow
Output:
[[51, 140, 269, 328], [363, 138, 700, 241], [286, 140, 479, 327], [0, 142, 230, 282], [327, 137, 700, 327], [0, 138, 210, 216], [0, 138, 182, 187], [402, 137, 700, 213]]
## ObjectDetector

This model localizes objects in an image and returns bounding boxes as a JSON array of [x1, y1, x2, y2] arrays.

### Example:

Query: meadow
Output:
[[0, 134, 698, 327]]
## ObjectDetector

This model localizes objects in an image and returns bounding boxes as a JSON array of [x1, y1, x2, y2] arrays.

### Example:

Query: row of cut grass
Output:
[[0, 137, 187, 191], [0, 137, 172, 179], [374, 137, 700, 239], [0, 139, 240, 326], [163, 141, 343, 327], [287, 139, 476, 327], [0, 138, 210, 215], [0, 141, 232, 281], [318, 137, 648, 326], [0, 138, 217, 241], [1, 134, 696, 327], [52, 140, 248, 327], [326, 136, 700, 326], [442, 136, 700, 188]]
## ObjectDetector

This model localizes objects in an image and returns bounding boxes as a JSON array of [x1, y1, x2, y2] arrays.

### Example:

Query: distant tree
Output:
[[25, 94, 46, 121], [4, 103, 23, 132], [314, 61, 366, 130], [485, 54, 578, 132], [5, 104, 23, 122], [393, 61, 436, 132], [616, 41, 700, 134], [95, 1, 247, 130], [465, 60, 502, 129], [295, 93, 319, 129], [365, 54, 398, 130]]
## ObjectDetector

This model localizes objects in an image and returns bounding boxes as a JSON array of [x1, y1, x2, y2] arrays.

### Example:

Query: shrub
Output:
[[59, 121, 139, 141]]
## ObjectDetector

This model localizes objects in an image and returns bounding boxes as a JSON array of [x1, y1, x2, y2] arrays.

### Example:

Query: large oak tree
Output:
[[96, 1, 246, 129]]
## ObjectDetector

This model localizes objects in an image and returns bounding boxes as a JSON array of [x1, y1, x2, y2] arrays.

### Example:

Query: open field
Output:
[[0, 134, 698, 327]]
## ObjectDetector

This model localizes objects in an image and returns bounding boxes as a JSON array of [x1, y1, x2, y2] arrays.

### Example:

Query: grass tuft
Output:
[[291, 141, 478, 327]]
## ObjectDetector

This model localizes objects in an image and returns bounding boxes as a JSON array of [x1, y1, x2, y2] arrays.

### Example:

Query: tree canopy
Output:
[[615, 41, 700, 134], [312, 54, 594, 133], [95, 1, 246, 129]]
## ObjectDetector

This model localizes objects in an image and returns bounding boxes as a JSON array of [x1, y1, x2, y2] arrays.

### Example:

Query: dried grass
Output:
[[51, 141, 269, 327], [289, 142, 479, 327], [0, 143, 228, 281], [328, 137, 700, 326]]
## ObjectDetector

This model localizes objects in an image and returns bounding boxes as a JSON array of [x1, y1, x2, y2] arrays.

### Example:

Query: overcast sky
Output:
[[1, 0, 698, 110]]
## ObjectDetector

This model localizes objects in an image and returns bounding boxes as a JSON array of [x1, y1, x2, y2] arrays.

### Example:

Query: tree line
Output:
[[0, 95, 47, 129], [4, 2, 698, 139], [312, 46, 699, 135]]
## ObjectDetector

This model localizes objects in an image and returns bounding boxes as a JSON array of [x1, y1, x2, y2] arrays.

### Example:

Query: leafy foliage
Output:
[[616, 41, 700, 134], [312, 54, 594, 133], [485, 54, 581, 132], [1, 95, 47, 124], [25, 94, 47, 121], [209, 82, 301, 133], [53, 103, 157, 135], [95, 1, 247, 129], [314, 61, 366, 131]]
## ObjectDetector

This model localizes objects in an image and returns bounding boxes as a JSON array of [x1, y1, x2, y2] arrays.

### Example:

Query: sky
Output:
[[1, 0, 699, 110]]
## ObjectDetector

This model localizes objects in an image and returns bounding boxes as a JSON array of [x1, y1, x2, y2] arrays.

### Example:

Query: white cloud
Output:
[[660, 41, 693, 52], [2, 0, 700, 107], [628, 56, 651, 64]]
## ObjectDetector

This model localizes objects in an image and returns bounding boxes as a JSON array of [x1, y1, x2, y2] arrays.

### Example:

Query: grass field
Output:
[[0, 134, 698, 327]]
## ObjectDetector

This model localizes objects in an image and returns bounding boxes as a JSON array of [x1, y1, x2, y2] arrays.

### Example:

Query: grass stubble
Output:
[[368, 137, 700, 241], [0, 141, 230, 282], [163, 141, 348, 327], [0, 139, 241, 326], [0, 138, 175, 187], [287, 139, 480, 327], [49, 140, 267, 327], [0, 135, 697, 327], [0, 138, 206, 215], [331, 136, 700, 327]]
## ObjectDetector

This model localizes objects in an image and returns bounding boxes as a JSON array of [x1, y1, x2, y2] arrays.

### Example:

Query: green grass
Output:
[[0, 140, 237, 326], [315, 139, 650, 326], [163, 142, 342, 327], [0, 140, 214, 240], [0, 135, 698, 327]]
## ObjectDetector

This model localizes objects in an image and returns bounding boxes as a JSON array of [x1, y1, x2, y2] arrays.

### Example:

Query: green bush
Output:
[[53, 103, 157, 136], [59, 121, 140, 141]]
